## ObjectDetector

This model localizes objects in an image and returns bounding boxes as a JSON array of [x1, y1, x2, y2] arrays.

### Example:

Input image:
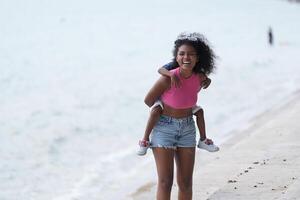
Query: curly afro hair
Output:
[[171, 32, 216, 75]]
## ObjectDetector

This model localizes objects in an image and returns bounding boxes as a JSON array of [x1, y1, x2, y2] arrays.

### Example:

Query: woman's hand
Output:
[[204, 138, 214, 145]]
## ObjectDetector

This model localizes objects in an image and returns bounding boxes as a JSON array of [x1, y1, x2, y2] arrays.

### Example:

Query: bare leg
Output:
[[175, 147, 195, 200], [143, 106, 162, 141], [152, 148, 175, 200], [194, 108, 206, 141]]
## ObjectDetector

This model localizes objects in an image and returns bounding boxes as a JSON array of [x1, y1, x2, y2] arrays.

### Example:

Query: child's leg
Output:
[[193, 106, 219, 152], [193, 108, 207, 141], [138, 102, 163, 156], [142, 105, 163, 141]]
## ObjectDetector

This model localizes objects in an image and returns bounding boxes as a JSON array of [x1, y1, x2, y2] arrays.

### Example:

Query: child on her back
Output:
[[137, 62, 219, 156]]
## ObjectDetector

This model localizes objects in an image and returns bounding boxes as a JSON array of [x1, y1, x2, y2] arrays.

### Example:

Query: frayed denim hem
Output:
[[177, 145, 196, 148], [151, 145, 177, 150]]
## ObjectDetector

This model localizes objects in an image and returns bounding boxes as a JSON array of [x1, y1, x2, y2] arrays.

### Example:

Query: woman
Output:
[[144, 32, 216, 199]]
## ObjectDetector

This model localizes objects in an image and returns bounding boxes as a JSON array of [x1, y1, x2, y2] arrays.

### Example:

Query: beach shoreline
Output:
[[131, 90, 300, 199]]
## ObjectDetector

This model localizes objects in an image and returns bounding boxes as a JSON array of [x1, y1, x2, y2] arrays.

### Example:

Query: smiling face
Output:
[[176, 44, 198, 71]]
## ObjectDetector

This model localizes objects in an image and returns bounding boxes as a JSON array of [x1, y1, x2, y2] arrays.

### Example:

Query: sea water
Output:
[[1, 0, 300, 199]]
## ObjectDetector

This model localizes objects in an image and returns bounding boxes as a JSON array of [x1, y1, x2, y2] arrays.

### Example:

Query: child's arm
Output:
[[202, 77, 211, 89], [158, 63, 181, 88], [158, 67, 173, 77]]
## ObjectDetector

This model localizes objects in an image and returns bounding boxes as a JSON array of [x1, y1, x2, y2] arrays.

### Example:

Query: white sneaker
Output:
[[137, 140, 150, 156], [197, 138, 219, 152]]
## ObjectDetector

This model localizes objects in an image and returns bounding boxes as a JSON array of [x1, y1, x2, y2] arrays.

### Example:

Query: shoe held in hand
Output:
[[197, 138, 219, 152]]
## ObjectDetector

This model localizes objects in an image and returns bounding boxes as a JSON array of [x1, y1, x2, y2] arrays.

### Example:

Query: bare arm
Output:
[[158, 67, 173, 77], [199, 74, 211, 89], [158, 67, 181, 88], [144, 76, 170, 107]]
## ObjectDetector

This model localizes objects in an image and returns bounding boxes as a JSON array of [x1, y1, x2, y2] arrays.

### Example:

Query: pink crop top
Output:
[[161, 68, 203, 109]]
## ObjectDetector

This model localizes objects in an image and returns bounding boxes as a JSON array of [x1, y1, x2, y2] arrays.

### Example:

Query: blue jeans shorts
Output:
[[150, 115, 196, 149]]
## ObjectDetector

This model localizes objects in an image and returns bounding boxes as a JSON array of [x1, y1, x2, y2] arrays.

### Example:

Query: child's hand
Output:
[[171, 74, 181, 88], [201, 77, 211, 89]]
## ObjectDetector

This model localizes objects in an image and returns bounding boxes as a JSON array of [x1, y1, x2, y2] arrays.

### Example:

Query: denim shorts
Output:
[[150, 115, 196, 149]]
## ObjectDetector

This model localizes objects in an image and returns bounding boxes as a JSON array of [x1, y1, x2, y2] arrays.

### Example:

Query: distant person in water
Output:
[[268, 27, 274, 46]]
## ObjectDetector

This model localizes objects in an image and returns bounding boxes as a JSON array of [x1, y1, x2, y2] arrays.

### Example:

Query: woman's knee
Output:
[[158, 177, 173, 191], [177, 178, 193, 192]]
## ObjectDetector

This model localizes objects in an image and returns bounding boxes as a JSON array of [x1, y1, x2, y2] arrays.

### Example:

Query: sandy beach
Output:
[[1, 0, 299, 199], [131, 91, 300, 200]]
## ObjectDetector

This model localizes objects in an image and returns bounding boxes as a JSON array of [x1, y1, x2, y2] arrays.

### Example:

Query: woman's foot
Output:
[[197, 138, 219, 152], [137, 140, 150, 156]]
